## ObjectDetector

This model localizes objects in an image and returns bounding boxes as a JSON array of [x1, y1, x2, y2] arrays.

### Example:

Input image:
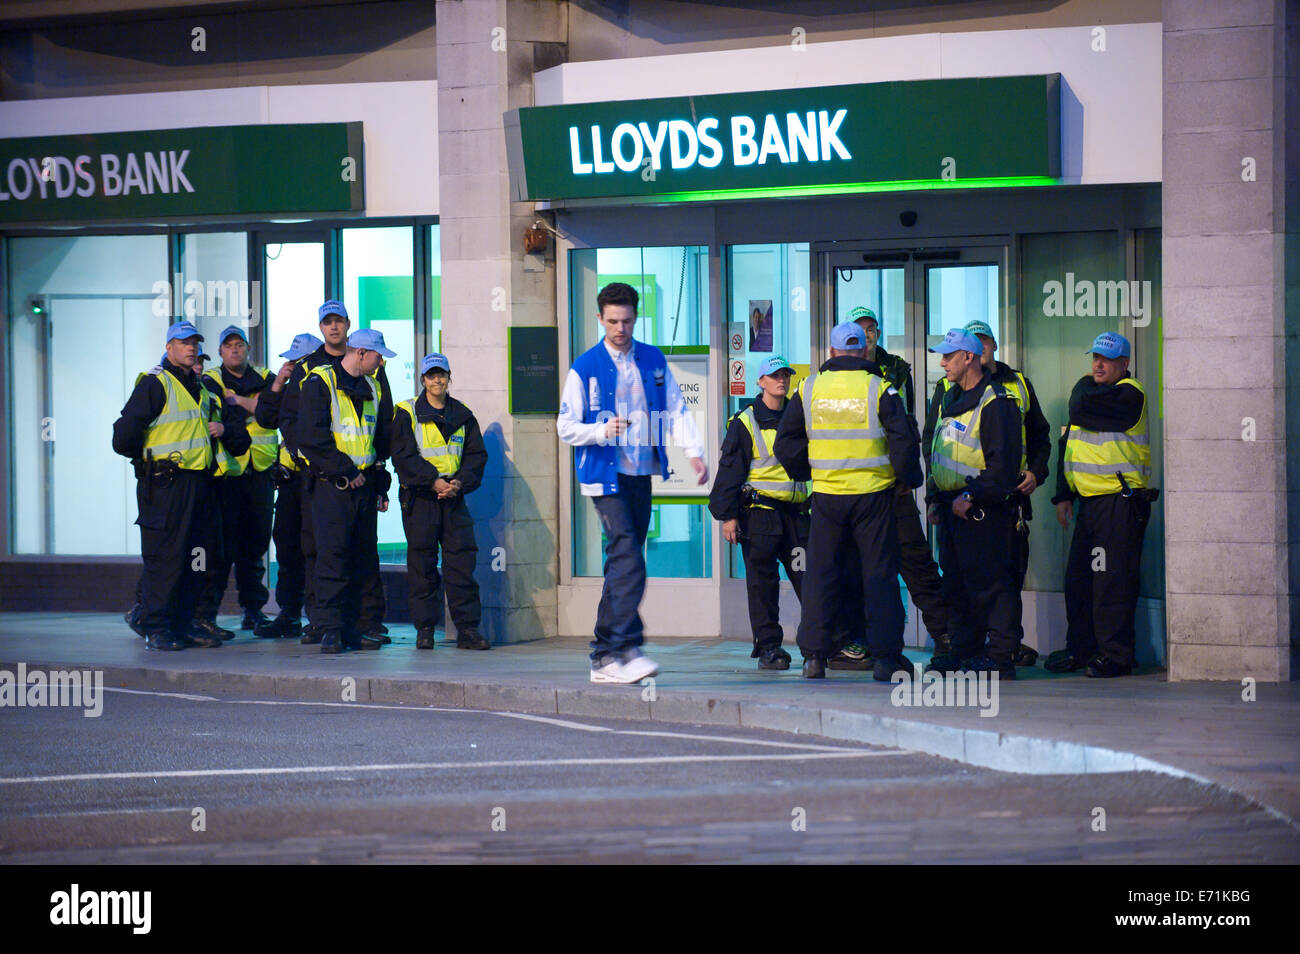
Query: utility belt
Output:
[[317, 463, 390, 493], [1116, 472, 1161, 503], [268, 462, 297, 489], [741, 484, 810, 517]]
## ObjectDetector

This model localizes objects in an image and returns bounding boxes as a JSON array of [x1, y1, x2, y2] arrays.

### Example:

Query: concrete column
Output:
[[436, 0, 566, 642], [1162, 0, 1299, 680]]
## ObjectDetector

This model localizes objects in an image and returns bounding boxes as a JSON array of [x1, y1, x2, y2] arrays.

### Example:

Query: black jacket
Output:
[[1051, 374, 1146, 504], [773, 356, 923, 492], [256, 345, 392, 465], [113, 358, 250, 463], [708, 394, 791, 522], [391, 393, 487, 494], [872, 345, 914, 417], [922, 360, 1050, 517], [925, 369, 1024, 508], [297, 362, 392, 482]]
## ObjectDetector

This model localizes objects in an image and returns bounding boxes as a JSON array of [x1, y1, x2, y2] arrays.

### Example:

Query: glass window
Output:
[[262, 240, 326, 364], [342, 225, 416, 565], [726, 243, 811, 579], [7, 234, 168, 554], [568, 245, 712, 579], [179, 232, 251, 348], [924, 263, 999, 403], [429, 223, 442, 353]]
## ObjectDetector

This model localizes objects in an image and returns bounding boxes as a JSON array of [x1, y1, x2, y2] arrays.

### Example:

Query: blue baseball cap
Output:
[[757, 355, 792, 378], [964, 320, 996, 342], [830, 321, 865, 350], [928, 329, 983, 355], [1087, 331, 1131, 358], [219, 324, 248, 345], [165, 320, 203, 343], [348, 328, 397, 358], [318, 300, 349, 322], [420, 353, 451, 376], [848, 306, 878, 325], [279, 333, 324, 361]]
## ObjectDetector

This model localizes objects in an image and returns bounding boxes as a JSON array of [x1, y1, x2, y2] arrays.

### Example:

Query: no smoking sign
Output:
[[729, 358, 746, 395]]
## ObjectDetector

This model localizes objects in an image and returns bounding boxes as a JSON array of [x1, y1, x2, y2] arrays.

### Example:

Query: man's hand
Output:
[[377, 496, 389, 513], [271, 361, 294, 392], [434, 477, 457, 499], [604, 416, 628, 438], [348, 472, 366, 489], [926, 503, 942, 525], [1056, 500, 1072, 529], [690, 457, 708, 485], [1016, 471, 1039, 495], [722, 518, 740, 544], [207, 422, 224, 438], [952, 494, 973, 521]]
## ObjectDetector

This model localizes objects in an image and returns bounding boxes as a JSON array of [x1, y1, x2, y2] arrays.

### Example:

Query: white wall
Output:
[[534, 23, 1162, 186], [0, 81, 439, 217]]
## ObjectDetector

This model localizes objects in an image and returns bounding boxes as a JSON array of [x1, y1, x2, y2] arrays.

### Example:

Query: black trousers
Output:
[[271, 470, 306, 620], [358, 536, 387, 631], [739, 505, 808, 655], [894, 491, 949, 639], [401, 487, 480, 632], [1064, 492, 1151, 667], [938, 500, 1024, 667], [311, 479, 380, 634], [300, 472, 319, 625], [797, 490, 903, 660], [196, 467, 273, 618], [136, 470, 219, 635]]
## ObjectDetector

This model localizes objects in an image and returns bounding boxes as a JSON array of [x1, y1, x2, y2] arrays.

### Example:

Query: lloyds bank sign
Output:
[[0, 122, 364, 224], [506, 74, 1060, 203]]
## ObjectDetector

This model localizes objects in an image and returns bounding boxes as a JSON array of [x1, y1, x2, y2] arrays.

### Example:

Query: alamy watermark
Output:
[[152, 271, 261, 324], [0, 663, 103, 717], [890, 664, 1000, 718], [1042, 272, 1153, 328]]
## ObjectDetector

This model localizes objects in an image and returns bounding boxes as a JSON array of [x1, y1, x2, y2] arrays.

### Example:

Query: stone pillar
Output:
[[436, 0, 566, 642], [1162, 0, 1299, 680]]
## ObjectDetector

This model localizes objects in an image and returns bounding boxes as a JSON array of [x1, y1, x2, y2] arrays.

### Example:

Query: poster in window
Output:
[[748, 299, 773, 353]]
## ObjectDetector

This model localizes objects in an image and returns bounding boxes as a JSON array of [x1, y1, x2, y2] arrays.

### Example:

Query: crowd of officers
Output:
[[113, 300, 492, 654], [710, 310, 1155, 681], [113, 295, 1154, 679]]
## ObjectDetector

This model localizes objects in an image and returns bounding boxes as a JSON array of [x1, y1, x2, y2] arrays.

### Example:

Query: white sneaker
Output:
[[589, 653, 660, 684]]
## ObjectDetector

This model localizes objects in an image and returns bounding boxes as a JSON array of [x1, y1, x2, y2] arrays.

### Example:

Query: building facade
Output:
[[0, 0, 1295, 681]]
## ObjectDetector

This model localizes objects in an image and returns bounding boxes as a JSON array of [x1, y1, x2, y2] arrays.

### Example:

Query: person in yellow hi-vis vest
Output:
[[924, 329, 1026, 680], [1048, 332, 1156, 678], [112, 321, 250, 651], [708, 355, 809, 671], [296, 328, 395, 654], [773, 321, 924, 681], [192, 324, 278, 640], [392, 353, 491, 651]]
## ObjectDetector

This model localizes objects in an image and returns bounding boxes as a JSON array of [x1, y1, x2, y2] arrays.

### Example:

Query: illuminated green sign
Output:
[[506, 75, 1060, 202], [0, 123, 364, 224]]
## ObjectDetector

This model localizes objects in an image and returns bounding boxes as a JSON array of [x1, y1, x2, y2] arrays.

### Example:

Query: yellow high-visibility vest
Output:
[[139, 368, 219, 471], [1064, 378, 1150, 496], [931, 381, 1016, 493], [306, 364, 381, 469], [397, 398, 465, 479], [942, 368, 1029, 474], [204, 366, 279, 476], [736, 405, 808, 506], [800, 370, 895, 495]]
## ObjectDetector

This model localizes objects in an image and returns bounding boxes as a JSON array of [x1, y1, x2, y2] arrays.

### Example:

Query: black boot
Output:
[[300, 623, 324, 645], [416, 628, 437, 650], [757, 646, 791, 670], [193, 618, 235, 641], [256, 614, 301, 639], [242, 609, 271, 631], [319, 630, 343, 654], [456, 628, 492, 650]]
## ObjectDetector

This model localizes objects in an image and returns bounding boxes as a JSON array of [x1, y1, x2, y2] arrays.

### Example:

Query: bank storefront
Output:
[[513, 26, 1166, 661], [0, 82, 440, 608]]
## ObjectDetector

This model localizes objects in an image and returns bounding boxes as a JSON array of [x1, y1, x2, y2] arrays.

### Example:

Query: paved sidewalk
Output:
[[2, 612, 1297, 828]]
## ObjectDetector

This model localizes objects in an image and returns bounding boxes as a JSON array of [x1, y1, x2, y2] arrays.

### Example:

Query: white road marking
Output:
[[85, 687, 888, 753], [103, 686, 219, 702], [0, 750, 906, 785]]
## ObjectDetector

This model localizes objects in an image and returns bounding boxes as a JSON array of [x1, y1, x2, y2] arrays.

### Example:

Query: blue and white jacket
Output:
[[558, 339, 704, 496]]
